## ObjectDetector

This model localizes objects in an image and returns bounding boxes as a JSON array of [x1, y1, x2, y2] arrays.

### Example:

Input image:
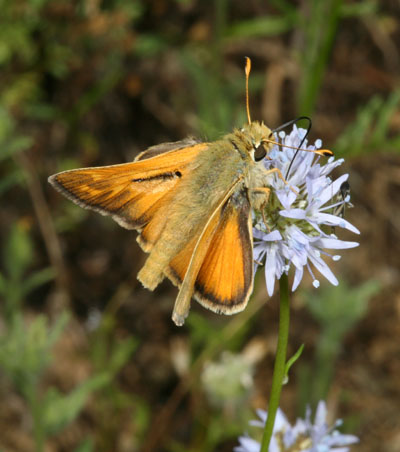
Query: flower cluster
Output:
[[201, 351, 254, 407], [254, 125, 359, 295], [235, 401, 359, 452]]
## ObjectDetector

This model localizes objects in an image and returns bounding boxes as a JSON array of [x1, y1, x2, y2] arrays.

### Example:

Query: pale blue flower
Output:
[[234, 401, 359, 452], [253, 126, 359, 294]]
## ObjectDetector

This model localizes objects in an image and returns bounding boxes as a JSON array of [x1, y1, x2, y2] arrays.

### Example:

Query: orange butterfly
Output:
[[49, 59, 331, 325]]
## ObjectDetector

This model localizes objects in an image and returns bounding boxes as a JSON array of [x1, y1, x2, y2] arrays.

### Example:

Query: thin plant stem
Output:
[[142, 289, 268, 452], [260, 273, 290, 451], [25, 384, 45, 452]]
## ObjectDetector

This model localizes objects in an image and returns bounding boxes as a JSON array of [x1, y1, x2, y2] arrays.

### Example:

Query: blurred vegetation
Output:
[[0, 0, 399, 451], [297, 280, 380, 411]]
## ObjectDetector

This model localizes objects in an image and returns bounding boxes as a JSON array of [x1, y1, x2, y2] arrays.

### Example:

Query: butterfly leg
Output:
[[264, 167, 298, 195], [250, 187, 271, 231]]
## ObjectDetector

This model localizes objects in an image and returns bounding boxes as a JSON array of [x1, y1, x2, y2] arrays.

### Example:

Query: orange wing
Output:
[[167, 187, 253, 316], [49, 141, 208, 251]]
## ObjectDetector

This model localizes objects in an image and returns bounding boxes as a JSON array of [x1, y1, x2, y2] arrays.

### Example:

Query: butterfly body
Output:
[[49, 121, 277, 325]]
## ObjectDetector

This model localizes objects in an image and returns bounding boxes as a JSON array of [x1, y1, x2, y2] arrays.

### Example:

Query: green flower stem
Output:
[[260, 273, 290, 452]]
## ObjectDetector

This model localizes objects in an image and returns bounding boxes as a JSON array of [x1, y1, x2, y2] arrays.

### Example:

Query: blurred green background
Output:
[[0, 0, 399, 451]]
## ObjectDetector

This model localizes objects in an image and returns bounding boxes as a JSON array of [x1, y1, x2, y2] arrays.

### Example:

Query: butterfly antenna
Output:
[[284, 116, 312, 179], [264, 139, 332, 157], [270, 117, 332, 178], [245, 57, 252, 124], [272, 116, 311, 134]]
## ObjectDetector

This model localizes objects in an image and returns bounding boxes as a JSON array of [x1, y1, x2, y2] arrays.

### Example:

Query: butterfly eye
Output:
[[254, 144, 267, 161]]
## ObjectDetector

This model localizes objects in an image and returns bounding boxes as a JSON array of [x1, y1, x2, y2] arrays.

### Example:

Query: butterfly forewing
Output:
[[49, 142, 208, 232]]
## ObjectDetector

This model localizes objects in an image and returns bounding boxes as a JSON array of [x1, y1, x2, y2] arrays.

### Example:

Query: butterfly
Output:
[[48, 58, 331, 326]]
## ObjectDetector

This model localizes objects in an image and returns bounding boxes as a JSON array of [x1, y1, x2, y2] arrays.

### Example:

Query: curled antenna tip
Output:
[[245, 57, 252, 124], [321, 149, 334, 156], [245, 56, 251, 75]]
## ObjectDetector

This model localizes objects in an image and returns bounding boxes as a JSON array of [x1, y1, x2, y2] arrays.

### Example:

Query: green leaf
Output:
[[334, 90, 400, 156], [3, 223, 33, 282], [181, 50, 239, 139], [0, 106, 14, 141], [0, 312, 69, 390], [73, 439, 94, 452], [23, 103, 60, 121], [305, 280, 380, 334], [21, 267, 56, 298], [297, 0, 343, 116], [135, 34, 168, 57], [340, 1, 377, 17], [43, 374, 110, 435], [370, 89, 400, 147], [0, 272, 6, 295], [299, 280, 380, 407], [0, 170, 23, 195], [107, 337, 138, 376], [283, 344, 305, 384], [225, 15, 296, 39], [0, 136, 33, 161]]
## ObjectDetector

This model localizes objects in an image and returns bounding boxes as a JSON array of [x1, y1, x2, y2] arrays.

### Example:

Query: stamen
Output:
[[306, 262, 320, 288], [320, 250, 342, 262], [319, 200, 346, 212]]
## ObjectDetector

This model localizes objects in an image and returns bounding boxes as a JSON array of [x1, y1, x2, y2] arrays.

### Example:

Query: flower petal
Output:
[[292, 266, 304, 292], [265, 245, 277, 296], [329, 433, 360, 446], [312, 212, 360, 234], [263, 230, 283, 241], [318, 173, 349, 207], [316, 238, 359, 249], [276, 188, 297, 209], [234, 436, 260, 452], [309, 252, 338, 286], [279, 208, 306, 220], [314, 401, 328, 428]]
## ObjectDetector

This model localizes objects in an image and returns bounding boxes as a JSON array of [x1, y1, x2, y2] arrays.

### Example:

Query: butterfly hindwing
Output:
[[167, 186, 253, 315], [194, 188, 253, 314], [135, 137, 201, 161]]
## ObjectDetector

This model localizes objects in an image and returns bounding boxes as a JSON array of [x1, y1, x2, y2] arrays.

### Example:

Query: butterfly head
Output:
[[238, 121, 275, 162]]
